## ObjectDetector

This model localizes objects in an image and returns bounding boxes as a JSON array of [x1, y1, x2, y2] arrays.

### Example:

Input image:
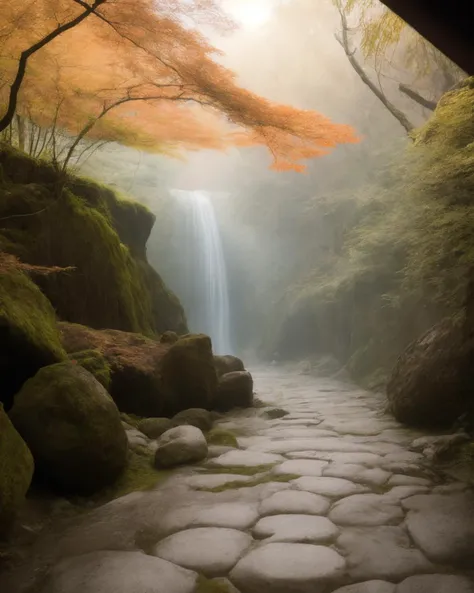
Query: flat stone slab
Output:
[[396, 574, 474, 593], [230, 543, 346, 593], [250, 438, 376, 454], [252, 514, 338, 543], [286, 451, 384, 467], [208, 450, 284, 467], [388, 475, 431, 487], [293, 476, 367, 498], [323, 464, 391, 486], [153, 528, 252, 577], [161, 503, 259, 534], [332, 581, 395, 593], [40, 551, 197, 593], [402, 493, 474, 565], [259, 489, 330, 516], [384, 485, 429, 501], [273, 460, 328, 477], [185, 474, 251, 490], [329, 494, 404, 526], [337, 526, 434, 581]]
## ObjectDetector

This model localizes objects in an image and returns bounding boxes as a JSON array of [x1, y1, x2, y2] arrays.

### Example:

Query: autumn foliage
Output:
[[0, 0, 358, 171]]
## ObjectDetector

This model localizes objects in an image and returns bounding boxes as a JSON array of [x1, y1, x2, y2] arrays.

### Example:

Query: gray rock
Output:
[[230, 543, 346, 593], [338, 526, 434, 581], [329, 494, 404, 527], [396, 574, 474, 593], [208, 449, 284, 468], [388, 475, 431, 487], [39, 550, 197, 593], [273, 459, 328, 477], [252, 514, 338, 543], [402, 493, 474, 565], [153, 527, 252, 577], [154, 425, 208, 468], [172, 408, 213, 432], [161, 503, 260, 534], [263, 408, 289, 419], [259, 489, 330, 516], [214, 371, 254, 412]]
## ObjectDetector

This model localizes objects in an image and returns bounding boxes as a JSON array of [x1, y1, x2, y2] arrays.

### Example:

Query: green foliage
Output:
[[206, 428, 239, 448], [69, 349, 111, 389]]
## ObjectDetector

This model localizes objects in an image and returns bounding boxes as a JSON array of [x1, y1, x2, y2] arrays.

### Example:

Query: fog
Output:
[[81, 0, 466, 385]]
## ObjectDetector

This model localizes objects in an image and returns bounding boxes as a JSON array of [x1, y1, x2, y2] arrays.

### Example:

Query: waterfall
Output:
[[170, 189, 232, 355]]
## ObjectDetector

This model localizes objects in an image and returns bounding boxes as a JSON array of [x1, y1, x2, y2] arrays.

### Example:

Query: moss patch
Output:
[[195, 576, 236, 593], [206, 429, 239, 448], [199, 464, 276, 476], [198, 473, 299, 493], [69, 349, 111, 389]]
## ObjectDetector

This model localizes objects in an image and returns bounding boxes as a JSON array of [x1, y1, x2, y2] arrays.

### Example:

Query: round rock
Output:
[[154, 425, 208, 468], [252, 514, 338, 543], [153, 528, 252, 577], [230, 543, 345, 593]]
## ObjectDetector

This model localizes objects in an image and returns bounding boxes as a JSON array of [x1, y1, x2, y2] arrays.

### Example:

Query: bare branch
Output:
[[398, 83, 437, 111]]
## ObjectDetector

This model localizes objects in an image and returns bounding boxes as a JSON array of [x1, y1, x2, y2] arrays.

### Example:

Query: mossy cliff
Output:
[[0, 146, 187, 337], [263, 77, 474, 389]]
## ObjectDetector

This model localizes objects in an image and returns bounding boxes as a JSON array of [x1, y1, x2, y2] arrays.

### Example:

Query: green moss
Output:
[[199, 464, 276, 476], [120, 413, 143, 429], [206, 429, 239, 448], [198, 473, 299, 493], [0, 269, 66, 407], [195, 576, 235, 593], [69, 349, 111, 389], [0, 404, 34, 530]]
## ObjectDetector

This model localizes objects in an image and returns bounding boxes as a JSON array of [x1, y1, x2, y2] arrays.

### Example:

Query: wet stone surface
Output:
[[2, 367, 474, 593]]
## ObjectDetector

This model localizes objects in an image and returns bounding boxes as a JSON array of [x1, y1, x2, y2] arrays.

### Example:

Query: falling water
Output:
[[170, 189, 232, 355]]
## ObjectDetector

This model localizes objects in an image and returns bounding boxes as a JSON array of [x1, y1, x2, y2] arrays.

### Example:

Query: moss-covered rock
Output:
[[173, 408, 213, 432], [0, 269, 66, 409], [0, 146, 188, 337], [0, 404, 34, 534], [9, 362, 128, 495], [214, 355, 245, 378], [160, 335, 218, 415], [138, 417, 176, 439], [387, 317, 474, 428], [68, 349, 111, 389], [213, 371, 254, 413], [206, 428, 239, 448], [160, 331, 179, 344], [59, 322, 168, 417]]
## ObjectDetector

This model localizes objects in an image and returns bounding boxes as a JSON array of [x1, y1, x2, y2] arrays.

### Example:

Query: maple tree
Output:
[[0, 0, 358, 172]]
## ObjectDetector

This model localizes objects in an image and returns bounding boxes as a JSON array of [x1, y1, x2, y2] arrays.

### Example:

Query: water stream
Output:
[[171, 189, 232, 354]]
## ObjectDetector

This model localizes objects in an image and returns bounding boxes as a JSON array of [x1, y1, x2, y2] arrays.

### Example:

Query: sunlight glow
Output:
[[225, 0, 274, 29]]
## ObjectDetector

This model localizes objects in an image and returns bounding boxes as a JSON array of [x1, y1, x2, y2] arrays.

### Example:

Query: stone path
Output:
[[2, 367, 474, 593]]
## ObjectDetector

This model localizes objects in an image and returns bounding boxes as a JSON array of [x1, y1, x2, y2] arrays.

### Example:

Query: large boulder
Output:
[[172, 408, 213, 432], [154, 425, 208, 468], [59, 322, 168, 417], [213, 371, 254, 413], [387, 318, 474, 428], [214, 355, 245, 378], [160, 335, 218, 415], [0, 269, 66, 409], [0, 404, 34, 533], [9, 362, 128, 494]]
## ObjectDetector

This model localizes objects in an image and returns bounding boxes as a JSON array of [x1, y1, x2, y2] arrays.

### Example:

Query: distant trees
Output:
[[0, 0, 358, 171]]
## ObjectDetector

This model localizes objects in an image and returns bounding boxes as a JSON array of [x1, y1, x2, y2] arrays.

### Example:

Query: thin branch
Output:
[[335, 1, 415, 135], [0, 0, 106, 133], [398, 83, 437, 110]]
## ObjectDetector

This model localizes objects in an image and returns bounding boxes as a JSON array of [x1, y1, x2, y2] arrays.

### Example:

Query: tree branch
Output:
[[0, 0, 107, 133], [398, 83, 437, 111], [335, 1, 415, 135]]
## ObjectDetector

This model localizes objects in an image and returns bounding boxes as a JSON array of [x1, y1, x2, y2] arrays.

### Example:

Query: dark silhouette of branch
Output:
[[0, 0, 107, 133], [334, 1, 415, 134], [398, 83, 437, 110]]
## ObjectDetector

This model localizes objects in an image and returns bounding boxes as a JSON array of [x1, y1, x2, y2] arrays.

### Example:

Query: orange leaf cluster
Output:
[[0, 0, 358, 170]]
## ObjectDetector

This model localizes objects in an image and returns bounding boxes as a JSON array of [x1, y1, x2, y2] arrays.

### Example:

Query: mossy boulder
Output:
[[59, 322, 168, 417], [387, 318, 474, 428], [68, 349, 111, 389], [213, 371, 254, 413], [160, 331, 179, 344], [0, 404, 34, 534], [138, 417, 176, 439], [160, 335, 218, 415], [9, 362, 128, 494], [172, 408, 213, 432], [0, 269, 66, 409], [214, 355, 245, 378]]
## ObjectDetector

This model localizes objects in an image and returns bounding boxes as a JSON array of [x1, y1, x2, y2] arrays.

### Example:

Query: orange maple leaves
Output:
[[0, 0, 358, 171]]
